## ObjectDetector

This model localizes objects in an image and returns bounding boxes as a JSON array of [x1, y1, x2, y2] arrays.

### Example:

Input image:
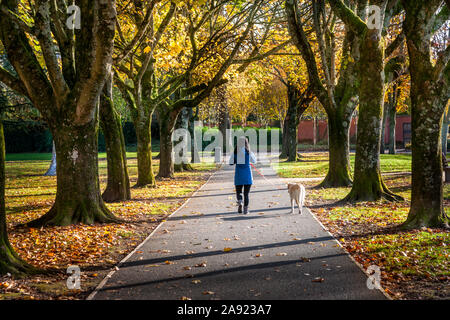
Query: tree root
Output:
[[21, 200, 121, 228]]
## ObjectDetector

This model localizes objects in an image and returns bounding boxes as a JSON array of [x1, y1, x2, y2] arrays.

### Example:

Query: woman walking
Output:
[[229, 137, 257, 214]]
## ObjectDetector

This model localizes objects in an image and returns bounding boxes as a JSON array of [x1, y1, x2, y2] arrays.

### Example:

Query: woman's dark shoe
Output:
[[243, 206, 248, 214], [237, 200, 243, 213]]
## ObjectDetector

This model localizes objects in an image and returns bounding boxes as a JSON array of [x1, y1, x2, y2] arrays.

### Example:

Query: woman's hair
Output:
[[234, 136, 250, 154]]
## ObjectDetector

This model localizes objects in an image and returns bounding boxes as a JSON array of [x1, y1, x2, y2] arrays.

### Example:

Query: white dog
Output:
[[287, 183, 306, 214]]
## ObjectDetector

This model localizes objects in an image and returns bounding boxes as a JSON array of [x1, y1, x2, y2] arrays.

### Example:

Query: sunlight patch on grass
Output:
[[276, 152, 413, 178], [357, 231, 449, 277]]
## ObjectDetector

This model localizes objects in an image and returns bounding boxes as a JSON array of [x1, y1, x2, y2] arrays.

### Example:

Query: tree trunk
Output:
[[174, 107, 194, 172], [388, 86, 398, 154], [99, 77, 131, 202], [380, 103, 388, 154], [190, 107, 201, 163], [280, 116, 289, 158], [157, 110, 178, 178], [403, 108, 446, 228], [344, 29, 402, 202], [44, 141, 57, 176], [218, 108, 231, 153], [286, 84, 301, 162], [319, 110, 353, 187], [283, 83, 309, 162], [442, 107, 449, 155], [134, 117, 156, 187], [0, 121, 35, 275], [388, 108, 397, 155], [400, 0, 448, 229], [25, 120, 119, 227]]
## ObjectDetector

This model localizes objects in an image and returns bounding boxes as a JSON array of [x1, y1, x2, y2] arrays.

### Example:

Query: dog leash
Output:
[[250, 163, 284, 190]]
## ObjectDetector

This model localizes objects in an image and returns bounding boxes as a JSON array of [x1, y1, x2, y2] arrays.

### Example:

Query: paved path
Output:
[[90, 160, 387, 300]]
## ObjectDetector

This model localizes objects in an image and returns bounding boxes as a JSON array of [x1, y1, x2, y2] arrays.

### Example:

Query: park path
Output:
[[89, 158, 387, 300]]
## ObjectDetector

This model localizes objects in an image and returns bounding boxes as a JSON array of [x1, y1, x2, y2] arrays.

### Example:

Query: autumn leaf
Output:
[[312, 277, 325, 283], [202, 291, 215, 295]]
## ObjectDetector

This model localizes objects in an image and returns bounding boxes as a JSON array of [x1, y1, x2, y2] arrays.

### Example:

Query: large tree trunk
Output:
[[344, 29, 402, 202], [400, 0, 448, 229], [99, 76, 131, 202], [0, 0, 117, 227], [403, 108, 446, 227], [26, 120, 119, 227], [134, 116, 156, 187], [0, 121, 35, 275], [319, 110, 353, 187]]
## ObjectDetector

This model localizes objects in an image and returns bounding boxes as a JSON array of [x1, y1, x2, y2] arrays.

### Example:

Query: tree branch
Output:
[[0, 66, 28, 97], [327, 0, 367, 34]]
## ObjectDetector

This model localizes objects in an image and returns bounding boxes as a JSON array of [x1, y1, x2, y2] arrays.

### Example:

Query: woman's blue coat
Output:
[[229, 148, 257, 186]]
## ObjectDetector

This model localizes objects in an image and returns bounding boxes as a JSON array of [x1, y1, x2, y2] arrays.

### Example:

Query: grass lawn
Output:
[[1, 155, 216, 300], [275, 152, 450, 300], [276, 152, 415, 178]]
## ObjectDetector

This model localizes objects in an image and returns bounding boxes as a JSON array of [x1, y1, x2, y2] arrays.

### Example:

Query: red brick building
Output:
[[298, 115, 412, 146]]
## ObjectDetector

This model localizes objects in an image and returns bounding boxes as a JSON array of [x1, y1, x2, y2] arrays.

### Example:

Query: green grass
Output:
[[360, 231, 449, 277], [277, 152, 415, 178], [5, 151, 158, 162]]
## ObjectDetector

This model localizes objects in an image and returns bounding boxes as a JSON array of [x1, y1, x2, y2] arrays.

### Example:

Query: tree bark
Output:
[[190, 106, 201, 164], [380, 104, 388, 154], [99, 76, 131, 201], [0, 121, 35, 275], [319, 110, 353, 187], [280, 116, 289, 158], [400, 0, 449, 229], [388, 102, 397, 154], [442, 107, 449, 155], [284, 88, 300, 162], [25, 120, 119, 227], [403, 108, 446, 227], [387, 84, 399, 154], [0, 0, 118, 227], [174, 107, 194, 172], [134, 116, 157, 187], [344, 28, 402, 202], [157, 110, 178, 178]]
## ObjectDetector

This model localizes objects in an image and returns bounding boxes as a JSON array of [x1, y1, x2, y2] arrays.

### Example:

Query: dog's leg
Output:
[[299, 188, 305, 214], [291, 197, 295, 214], [299, 196, 302, 214], [295, 194, 301, 214]]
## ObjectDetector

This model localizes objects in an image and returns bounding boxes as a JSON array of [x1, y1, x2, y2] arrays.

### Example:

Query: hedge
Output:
[[3, 120, 160, 154], [3, 121, 282, 154]]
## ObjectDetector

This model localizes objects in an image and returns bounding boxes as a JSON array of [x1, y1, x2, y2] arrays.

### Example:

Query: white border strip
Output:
[[86, 169, 218, 300]]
